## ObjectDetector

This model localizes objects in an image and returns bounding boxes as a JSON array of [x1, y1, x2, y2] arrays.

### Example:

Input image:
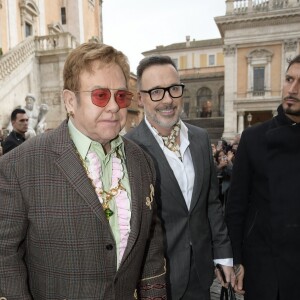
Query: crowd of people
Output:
[[0, 41, 299, 300], [212, 136, 240, 209]]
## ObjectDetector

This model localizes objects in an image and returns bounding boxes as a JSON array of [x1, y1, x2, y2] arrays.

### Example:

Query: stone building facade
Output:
[[143, 38, 225, 120], [215, 0, 300, 139], [0, 0, 140, 133], [142, 0, 300, 140]]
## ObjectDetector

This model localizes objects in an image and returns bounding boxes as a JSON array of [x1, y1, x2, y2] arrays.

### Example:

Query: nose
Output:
[[105, 93, 120, 111], [288, 80, 299, 94], [161, 90, 173, 103]]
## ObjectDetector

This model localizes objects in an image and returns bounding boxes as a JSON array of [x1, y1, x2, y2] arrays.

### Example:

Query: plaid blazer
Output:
[[0, 120, 166, 300]]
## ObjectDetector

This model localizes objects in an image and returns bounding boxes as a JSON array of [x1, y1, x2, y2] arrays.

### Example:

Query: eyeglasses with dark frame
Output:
[[140, 84, 185, 102], [74, 88, 134, 108]]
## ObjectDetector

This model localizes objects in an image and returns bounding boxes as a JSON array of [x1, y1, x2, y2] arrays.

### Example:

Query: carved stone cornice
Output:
[[284, 39, 298, 52], [215, 10, 300, 37]]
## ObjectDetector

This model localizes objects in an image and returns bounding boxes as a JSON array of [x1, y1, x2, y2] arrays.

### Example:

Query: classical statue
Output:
[[7, 94, 49, 139]]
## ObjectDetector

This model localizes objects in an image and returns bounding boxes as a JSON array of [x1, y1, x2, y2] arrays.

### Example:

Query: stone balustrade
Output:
[[0, 32, 77, 81], [226, 0, 299, 15], [35, 32, 77, 53], [0, 36, 35, 81]]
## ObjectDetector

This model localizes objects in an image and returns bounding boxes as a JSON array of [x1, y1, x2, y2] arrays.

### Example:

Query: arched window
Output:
[[197, 87, 212, 117]]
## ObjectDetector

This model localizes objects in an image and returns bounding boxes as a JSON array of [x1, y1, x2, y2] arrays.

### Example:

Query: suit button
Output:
[[106, 244, 113, 250]]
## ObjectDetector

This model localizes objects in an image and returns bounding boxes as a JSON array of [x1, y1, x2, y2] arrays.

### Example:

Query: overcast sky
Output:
[[102, 0, 227, 73]]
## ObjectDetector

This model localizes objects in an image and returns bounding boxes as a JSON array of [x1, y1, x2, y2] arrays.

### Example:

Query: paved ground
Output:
[[210, 278, 244, 300]]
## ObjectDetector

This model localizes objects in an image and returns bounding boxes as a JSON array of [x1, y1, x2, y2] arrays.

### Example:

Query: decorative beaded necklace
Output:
[[79, 150, 126, 220]]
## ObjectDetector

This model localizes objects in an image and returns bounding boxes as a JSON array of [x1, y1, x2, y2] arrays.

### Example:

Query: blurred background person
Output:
[[2, 108, 28, 154]]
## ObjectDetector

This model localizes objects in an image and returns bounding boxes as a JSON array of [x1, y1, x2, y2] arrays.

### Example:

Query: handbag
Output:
[[216, 264, 237, 300]]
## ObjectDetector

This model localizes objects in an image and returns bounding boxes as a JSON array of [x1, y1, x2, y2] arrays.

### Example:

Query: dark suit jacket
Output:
[[226, 105, 300, 300], [0, 120, 166, 300], [2, 130, 26, 154], [125, 120, 232, 299]]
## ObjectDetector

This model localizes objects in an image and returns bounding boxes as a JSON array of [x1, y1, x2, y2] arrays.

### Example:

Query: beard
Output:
[[144, 105, 181, 129], [283, 101, 300, 116]]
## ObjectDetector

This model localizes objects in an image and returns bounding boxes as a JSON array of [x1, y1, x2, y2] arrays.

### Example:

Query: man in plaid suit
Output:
[[0, 43, 166, 299]]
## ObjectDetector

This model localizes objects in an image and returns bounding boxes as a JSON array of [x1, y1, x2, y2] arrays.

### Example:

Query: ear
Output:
[[63, 90, 76, 113], [137, 92, 144, 108]]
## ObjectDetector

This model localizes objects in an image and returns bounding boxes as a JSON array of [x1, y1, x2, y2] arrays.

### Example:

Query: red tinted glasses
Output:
[[75, 88, 133, 108]]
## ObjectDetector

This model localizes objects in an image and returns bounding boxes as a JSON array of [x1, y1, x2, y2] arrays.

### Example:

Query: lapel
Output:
[[52, 121, 112, 230], [187, 125, 205, 212], [133, 120, 187, 211]]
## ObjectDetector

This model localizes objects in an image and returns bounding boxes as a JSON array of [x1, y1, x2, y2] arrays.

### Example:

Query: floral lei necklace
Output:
[[81, 149, 131, 261], [86, 151, 125, 219]]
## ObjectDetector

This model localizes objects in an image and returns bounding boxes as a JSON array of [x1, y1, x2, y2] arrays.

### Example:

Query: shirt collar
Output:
[[68, 119, 125, 160], [144, 117, 189, 148]]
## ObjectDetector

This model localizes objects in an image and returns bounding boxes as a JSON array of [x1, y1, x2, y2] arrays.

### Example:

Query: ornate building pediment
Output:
[[48, 22, 64, 34], [19, 0, 40, 25], [247, 49, 273, 63]]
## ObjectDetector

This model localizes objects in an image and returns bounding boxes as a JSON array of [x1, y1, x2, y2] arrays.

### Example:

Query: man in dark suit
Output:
[[125, 55, 235, 300], [0, 43, 166, 299], [2, 108, 28, 154], [226, 55, 300, 300]]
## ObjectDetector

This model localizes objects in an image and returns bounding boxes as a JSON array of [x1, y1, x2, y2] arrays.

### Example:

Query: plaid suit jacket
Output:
[[0, 120, 166, 300]]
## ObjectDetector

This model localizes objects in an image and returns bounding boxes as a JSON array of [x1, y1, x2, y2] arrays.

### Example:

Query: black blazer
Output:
[[126, 119, 232, 299], [226, 105, 300, 300], [3, 130, 26, 154]]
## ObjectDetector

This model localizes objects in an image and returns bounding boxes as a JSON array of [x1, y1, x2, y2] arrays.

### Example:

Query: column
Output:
[[237, 111, 245, 134], [223, 44, 237, 139]]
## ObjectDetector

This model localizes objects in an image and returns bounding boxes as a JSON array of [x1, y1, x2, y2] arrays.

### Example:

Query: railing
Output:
[[0, 36, 35, 81], [252, 90, 265, 96], [35, 32, 77, 53], [0, 33, 77, 81], [226, 0, 298, 15]]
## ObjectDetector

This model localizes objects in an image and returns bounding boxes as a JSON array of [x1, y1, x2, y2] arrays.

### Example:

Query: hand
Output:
[[215, 264, 236, 289], [233, 264, 245, 295], [227, 151, 234, 162]]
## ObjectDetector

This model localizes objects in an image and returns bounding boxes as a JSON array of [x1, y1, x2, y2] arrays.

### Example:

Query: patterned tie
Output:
[[160, 122, 182, 161]]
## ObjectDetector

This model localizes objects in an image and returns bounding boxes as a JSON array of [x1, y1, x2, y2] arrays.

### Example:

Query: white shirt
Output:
[[145, 118, 194, 210]]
